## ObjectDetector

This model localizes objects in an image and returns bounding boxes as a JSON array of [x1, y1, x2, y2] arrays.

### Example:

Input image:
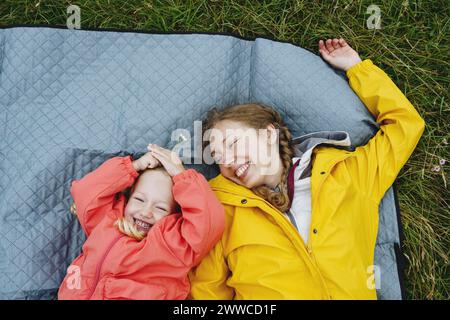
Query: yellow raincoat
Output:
[[189, 59, 425, 299]]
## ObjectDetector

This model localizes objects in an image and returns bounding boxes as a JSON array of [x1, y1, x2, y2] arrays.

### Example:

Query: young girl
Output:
[[58, 144, 225, 300], [189, 38, 425, 299]]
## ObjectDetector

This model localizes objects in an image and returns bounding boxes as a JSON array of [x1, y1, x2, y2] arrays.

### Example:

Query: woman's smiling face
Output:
[[208, 120, 283, 189], [123, 169, 175, 235]]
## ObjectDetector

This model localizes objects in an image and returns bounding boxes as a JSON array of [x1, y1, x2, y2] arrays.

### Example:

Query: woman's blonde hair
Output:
[[203, 103, 294, 213], [70, 167, 172, 241]]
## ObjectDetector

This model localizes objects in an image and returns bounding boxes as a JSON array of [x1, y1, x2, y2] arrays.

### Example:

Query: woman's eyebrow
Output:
[[213, 134, 234, 154]]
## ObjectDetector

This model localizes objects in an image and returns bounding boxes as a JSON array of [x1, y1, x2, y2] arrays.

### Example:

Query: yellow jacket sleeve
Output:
[[188, 239, 234, 299], [346, 59, 425, 202]]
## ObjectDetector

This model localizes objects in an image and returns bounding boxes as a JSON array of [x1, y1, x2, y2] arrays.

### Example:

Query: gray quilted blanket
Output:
[[0, 26, 405, 299]]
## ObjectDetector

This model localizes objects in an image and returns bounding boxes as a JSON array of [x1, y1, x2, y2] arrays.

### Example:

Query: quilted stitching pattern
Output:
[[0, 27, 402, 299], [375, 242, 402, 300]]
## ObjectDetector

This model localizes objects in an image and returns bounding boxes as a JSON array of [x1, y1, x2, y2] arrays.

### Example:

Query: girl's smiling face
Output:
[[124, 169, 176, 235]]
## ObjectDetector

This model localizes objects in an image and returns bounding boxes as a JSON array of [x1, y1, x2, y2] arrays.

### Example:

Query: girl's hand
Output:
[[318, 38, 362, 72], [132, 151, 160, 172], [147, 144, 185, 177]]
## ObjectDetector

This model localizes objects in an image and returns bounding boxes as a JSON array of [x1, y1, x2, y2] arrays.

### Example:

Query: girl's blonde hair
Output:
[[70, 198, 146, 241], [70, 167, 172, 241], [114, 217, 146, 241], [203, 103, 294, 213]]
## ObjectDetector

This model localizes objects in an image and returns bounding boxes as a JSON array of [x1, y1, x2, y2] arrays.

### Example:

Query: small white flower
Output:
[[431, 165, 441, 172], [439, 159, 446, 166]]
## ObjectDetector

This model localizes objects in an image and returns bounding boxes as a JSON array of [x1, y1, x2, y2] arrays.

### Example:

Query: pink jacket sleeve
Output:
[[70, 155, 139, 236], [158, 169, 225, 267]]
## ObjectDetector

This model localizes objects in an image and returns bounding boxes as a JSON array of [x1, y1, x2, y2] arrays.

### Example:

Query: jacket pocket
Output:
[[103, 277, 167, 300]]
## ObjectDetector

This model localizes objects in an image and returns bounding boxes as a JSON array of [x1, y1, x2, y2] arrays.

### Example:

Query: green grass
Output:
[[0, 0, 448, 300]]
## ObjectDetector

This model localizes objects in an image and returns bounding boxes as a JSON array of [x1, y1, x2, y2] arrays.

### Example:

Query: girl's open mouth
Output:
[[133, 218, 151, 232]]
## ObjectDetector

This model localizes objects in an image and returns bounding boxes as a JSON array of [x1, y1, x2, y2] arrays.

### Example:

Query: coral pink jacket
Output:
[[58, 156, 225, 300]]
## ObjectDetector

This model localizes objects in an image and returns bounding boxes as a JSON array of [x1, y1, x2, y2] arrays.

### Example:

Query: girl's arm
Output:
[[346, 59, 425, 202], [158, 169, 226, 267], [70, 156, 139, 235]]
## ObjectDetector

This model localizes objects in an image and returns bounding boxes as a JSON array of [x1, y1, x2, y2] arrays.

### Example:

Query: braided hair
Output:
[[203, 103, 294, 213]]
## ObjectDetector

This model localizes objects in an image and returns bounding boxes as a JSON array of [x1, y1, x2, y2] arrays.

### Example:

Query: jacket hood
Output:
[[291, 130, 352, 180], [291, 130, 351, 157]]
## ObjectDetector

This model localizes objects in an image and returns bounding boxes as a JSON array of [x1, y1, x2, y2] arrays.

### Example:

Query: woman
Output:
[[188, 38, 425, 299]]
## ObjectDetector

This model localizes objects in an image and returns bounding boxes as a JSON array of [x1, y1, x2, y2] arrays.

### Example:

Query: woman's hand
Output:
[[318, 38, 362, 72], [147, 144, 185, 177], [132, 151, 160, 172]]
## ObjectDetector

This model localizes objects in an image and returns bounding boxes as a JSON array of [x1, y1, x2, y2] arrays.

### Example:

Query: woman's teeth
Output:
[[235, 162, 249, 178]]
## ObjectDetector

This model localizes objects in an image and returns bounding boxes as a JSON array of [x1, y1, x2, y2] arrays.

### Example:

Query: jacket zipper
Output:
[[256, 200, 333, 299], [305, 153, 352, 298], [213, 153, 351, 299], [309, 153, 351, 248], [87, 234, 124, 299]]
